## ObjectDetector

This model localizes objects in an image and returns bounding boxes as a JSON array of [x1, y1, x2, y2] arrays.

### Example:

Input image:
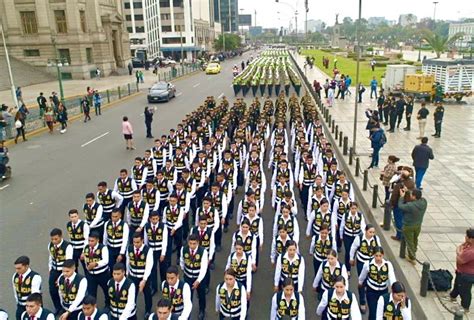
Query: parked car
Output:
[[147, 82, 177, 102], [132, 57, 145, 68], [162, 58, 177, 66], [205, 62, 221, 74]]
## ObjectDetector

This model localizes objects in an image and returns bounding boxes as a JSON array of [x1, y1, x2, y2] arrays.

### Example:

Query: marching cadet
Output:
[[180, 234, 209, 320], [173, 147, 190, 178], [168, 128, 179, 152], [298, 155, 317, 219], [142, 179, 160, 212], [144, 211, 169, 295], [274, 241, 305, 293], [329, 171, 354, 206], [231, 220, 257, 272], [376, 282, 412, 320], [12, 256, 42, 320], [272, 174, 292, 210], [245, 204, 264, 266], [162, 194, 185, 263], [67, 209, 89, 270], [316, 276, 362, 320], [195, 197, 219, 236], [306, 198, 336, 239], [154, 171, 173, 215], [190, 160, 206, 208], [339, 202, 366, 274], [81, 232, 110, 306], [229, 140, 245, 191], [276, 191, 298, 217], [126, 232, 154, 317], [181, 169, 197, 222], [244, 149, 263, 176], [203, 143, 217, 183], [309, 224, 337, 277], [103, 209, 129, 273], [226, 241, 253, 301], [215, 269, 248, 320], [221, 160, 238, 194], [270, 226, 294, 266], [174, 179, 191, 239], [312, 250, 348, 299], [48, 228, 73, 314], [332, 190, 352, 251], [161, 266, 192, 319], [318, 148, 337, 177], [57, 259, 88, 320], [114, 169, 138, 211], [358, 247, 397, 320], [189, 131, 203, 158], [271, 159, 294, 190], [143, 150, 157, 182], [273, 205, 300, 243], [270, 278, 306, 320], [245, 162, 267, 194], [191, 215, 216, 268], [77, 296, 108, 320], [215, 172, 233, 232], [108, 263, 137, 320], [306, 186, 326, 221], [236, 190, 260, 224], [149, 299, 174, 320], [350, 224, 382, 314], [152, 139, 168, 172], [97, 181, 123, 222], [323, 161, 340, 200], [83, 193, 104, 243], [246, 178, 265, 213], [126, 190, 150, 239], [131, 157, 147, 189], [21, 293, 54, 320], [204, 183, 228, 252]]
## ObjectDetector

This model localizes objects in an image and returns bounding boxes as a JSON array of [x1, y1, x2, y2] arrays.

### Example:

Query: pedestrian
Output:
[[57, 103, 68, 133], [333, 57, 338, 69], [81, 96, 91, 123], [144, 106, 154, 138], [14, 111, 27, 144], [37, 92, 47, 117], [368, 126, 386, 169], [370, 77, 378, 99], [389, 169, 414, 241], [95, 67, 101, 80], [345, 74, 352, 96], [313, 80, 321, 99], [241, 61, 245, 71], [86, 86, 94, 107], [44, 106, 54, 134], [416, 102, 429, 139], [411, 137, 434, 189], [12, 255, 42, 320], [139, 70, 144, 83], [135, 70, 140, 85], [370, 59, 376, 72], [327, 87, 335, 107], [122, 116, 135, 150], [128, 62, 133, 76], [51, 91, 60, 111], [377, 93, 385, 123], [404, 96, 414, 131], [376, 282, 412, 319], [397, 188, 427, 264], [388, 101, 397, 133], [432, 102, 444, 138], [380, 155, 399, 202], [323, 79, 329, 98], [358, 83, 365, 103], [395, 96, 405, 128], [16, 87, 24, 104], [93, 91, 102, 116], [450, 228, 474, 314]]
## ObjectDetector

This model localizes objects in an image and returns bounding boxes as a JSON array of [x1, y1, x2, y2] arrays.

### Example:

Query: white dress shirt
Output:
[[58, 273, 87, 312], [160, 280, 192, 320], [317, 289, 362, 320], [215, 282, 248, 320], [376, 294, 412, 320], [273, 252, 305, 293], [270, 292, 305, 320], [12, 268, 42, 304]]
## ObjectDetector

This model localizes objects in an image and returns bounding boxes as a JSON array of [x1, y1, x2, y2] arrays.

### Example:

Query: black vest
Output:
[[14, 270, 40, 305], [58, 274, 85, 309]]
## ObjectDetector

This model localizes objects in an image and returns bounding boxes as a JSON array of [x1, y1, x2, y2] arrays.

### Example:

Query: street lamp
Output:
[[352, 0, 362, 154], [240, 8, 244, 36], [179, 2, 184, 72], [433, 1, 439, 21], [0, 22, 19, 108], [50, 36, 67, 102]]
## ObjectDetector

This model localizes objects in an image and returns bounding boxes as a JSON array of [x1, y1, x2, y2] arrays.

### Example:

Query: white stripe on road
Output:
[[193, 83, 200, 88], [81, 132, 110, 148], [0, 184, 9, 191], [218, 93, 224, 99], [176, 92, 183, 97]]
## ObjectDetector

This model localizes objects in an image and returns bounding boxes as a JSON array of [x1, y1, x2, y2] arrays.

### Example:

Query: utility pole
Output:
[[352, 0, 362, 154], [218, 0, 225, 52], [305, 0, 309, 39], [295, 11, 298, 35], [0, 22, 19, 108], [180, 2, 184, 69], [433, 1, 439, 21]]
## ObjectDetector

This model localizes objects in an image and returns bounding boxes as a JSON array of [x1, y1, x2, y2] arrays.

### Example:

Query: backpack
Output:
[[428, 269, 453, 291], [379, 130, 387, 146]]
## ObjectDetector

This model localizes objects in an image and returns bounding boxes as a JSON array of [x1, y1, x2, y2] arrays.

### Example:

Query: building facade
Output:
[[398, 14, 417, 27], [192, 0, 217, 52], [306, 19, 324, 32], [449, 22, 474, 49], [0, 0, 130, 79], [214, 0, 238, 32]]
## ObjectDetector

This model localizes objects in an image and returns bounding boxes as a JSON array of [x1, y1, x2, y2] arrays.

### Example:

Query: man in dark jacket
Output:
[[404, 96, 414, 131], [411, 137, 434, 189], [432, 103, 445, 138], [395, 96, 405, 128], [368, 126, 385, 169], [144, 106, 154, 138]]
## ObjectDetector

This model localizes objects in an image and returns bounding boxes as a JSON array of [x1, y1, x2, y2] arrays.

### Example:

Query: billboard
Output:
[[238, 14, 252, 26]]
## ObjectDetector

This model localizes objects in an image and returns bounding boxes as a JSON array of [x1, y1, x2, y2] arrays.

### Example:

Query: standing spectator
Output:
[[370, 77, 378, 99], [368, 126, 386, 169], [37, 92, 47, 117], [370, 59, 376, 71], [135, 70, 140, 85], [86, 86, 94, 107], [358, 83, 366, 103], [398, 189, 427, 264], [139, 70, 144, 83], [416, 102, 429, 139], [450, 228, 474, 314], [57, 103, 68, 133], [95, 67, 101, 80], [327, 86, 335, 108], [380, 155, 399, 202], [144, 106, 154, 138], [388, 101, 397, 133], [390, 169, 415, 241], [411, 137, 434, 190], [345, 74, 352, 96], [93, 90, 102, 116], [377, 93, 385, 123], [16, 87, 24, 104], [122, 116, 135, 150], [432, 102, 445, 138], [128, 62, 133, 76], [333, 57, 338, 68], [241, 60, 245, 71], [395, 96, 405, 129], [44, 106, 55, 134], [81, 96, 91, 122], [323, 79, 329, 98], [404, 96, 414, 131], [313, 80, 321, 99], [51, 92, 60, 111], [14, 111, 27, 144]]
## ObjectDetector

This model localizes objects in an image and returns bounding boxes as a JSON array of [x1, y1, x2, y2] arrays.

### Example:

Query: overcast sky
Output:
[[238, 0, 473, 28]]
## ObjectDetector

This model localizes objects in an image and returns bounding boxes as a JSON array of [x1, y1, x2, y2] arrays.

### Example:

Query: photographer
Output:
[[389, 169, 414, 241], [380, 156, 400, 203], [450, 228, 474, 313], [144, 106, 154, 139]]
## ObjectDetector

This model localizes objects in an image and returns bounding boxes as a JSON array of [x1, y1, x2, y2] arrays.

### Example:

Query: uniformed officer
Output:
[[273, 241, 305, 293], [358, 247, 397, 320], [181, 169, 197, 223], [309, 224, 337, 277], [215, 269, 248, 320], [204, 183, 228, 252], [148, 299, 176, 320], [108, 263, 137, 320], [174, 179, 191, 240], [323, 161, 340, 200], [163, 159, 178, 185], [297, 155, 317, 219], [81, 232, 110, 306], [143, 150, 158, 182], [180, 234, 209, 320], [245, 204, 264, 267], [162, 194, 185, 263], [144, 211, 169, 295], [67, 209, 89, 270], [126, 190, 150, 239], [152, 139, 168, 172], [332, 190, 351, 250], [339, 202, 366, 274], [312, 250, 349, 300], [236, 190, 259, 225], [142, 179, 160, 213], [270, 278, 306, 320], [231, 220, 257, 272], [329, 172, 354, 206], [270, 226, 294, 266], [247, 177, 265, 212], [57, 259, 88, 320], [306, 198, 336, 239], [114, 169, 138, 211], [103, 209, 129, 274], [275, 191, 297, 217], [131, 157, 147, 189], [306, 186, 326, 222], [432, 102, 444, 138], [83, 193, 105, 243], [272, 205, 300, 243], [272, 174, 292, 210], [20, 293, 54, 320], [77, 296, 108, 320], [316, 276, 362, 320], [226, 241, 253, 301], [161, 266, 192, 319], [126, 232, 154, 316], [97, 181, 123, 222], [215, 172, 233, 233], [12, 256, 42, 320], [376, 282, 412, 320], [48, 228, 73, 314], [154, 171, 173, 215]]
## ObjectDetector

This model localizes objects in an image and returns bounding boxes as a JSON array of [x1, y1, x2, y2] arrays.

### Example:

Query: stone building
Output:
[[0, 0, 130, 79]]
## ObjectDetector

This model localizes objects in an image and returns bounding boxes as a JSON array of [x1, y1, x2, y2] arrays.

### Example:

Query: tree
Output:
[[214, 34, 242, 51], [421, 29, 464, 58]]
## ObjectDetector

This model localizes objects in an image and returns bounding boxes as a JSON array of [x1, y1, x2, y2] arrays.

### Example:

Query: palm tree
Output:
[[421, 29, 464, 58]]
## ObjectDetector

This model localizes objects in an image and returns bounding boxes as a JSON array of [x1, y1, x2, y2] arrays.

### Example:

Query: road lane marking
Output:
[[0, 184, 9, 190], [218, 93, 224, 99], [176, 92, 183, 97], [81, 132, 109, 148], [193, 83, 200, 88]]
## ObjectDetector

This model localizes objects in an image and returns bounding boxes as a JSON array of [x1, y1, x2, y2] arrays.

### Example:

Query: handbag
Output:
[[428, 269, 453, 291], [15, 120, 23, 129]]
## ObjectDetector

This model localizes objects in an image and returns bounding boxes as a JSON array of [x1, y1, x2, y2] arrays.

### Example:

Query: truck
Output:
[[382, 64, 417, 92], [422, 59, 474, 101]]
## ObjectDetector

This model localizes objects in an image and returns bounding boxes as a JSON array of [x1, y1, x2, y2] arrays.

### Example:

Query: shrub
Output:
[[396, 53, 403, 59]]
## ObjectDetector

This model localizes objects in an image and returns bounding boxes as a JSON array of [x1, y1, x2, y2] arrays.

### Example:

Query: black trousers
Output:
[[405, 115, 411, 129], [15, 128, 26, 141], [396, 113, 403, 127], [15, 305, 25, 320], [108, 247, 123, 275], [49, 269, 62, 312], [383, 108, 389, 124], [185, 276, 207, 312], [130, 275, 153, 313], [145, 121, 153, 138], [450, 272, 474, 309], [168, 228, 183, 264], [389, 114, 397, 131], [215, 224, 223, 247], [86, 271, 110, 307], [435, 121, 442, 136], [72, 249, 87, 273], [150, 249, 168, 292]]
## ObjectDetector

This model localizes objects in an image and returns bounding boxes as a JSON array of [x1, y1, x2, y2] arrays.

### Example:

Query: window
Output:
[[58, 49, 71, 64], [20, 11, 38, 34], [79, 10, 87, 32], [132, 2, 143, 8], [174, 13, 184, 20], [24, 49, 40, 57], [136, 26, 145, 32], [86, 48, 93, 63], [162, 37, 185, 44], [173, 0, 183, 7], [54, 10, 68, 33], [162, 26, 172, 32], [127, 27, 133, 33], [160, 0, 170, 7], [126, 15, 132, 21], [124, 2, 130, 9], [175, 25, 184, 32], [134, 14, 144, 21], [161, 13, 170, 20]]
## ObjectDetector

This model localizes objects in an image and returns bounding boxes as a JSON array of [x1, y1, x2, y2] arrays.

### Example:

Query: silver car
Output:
[[147, 82, 176, 102]]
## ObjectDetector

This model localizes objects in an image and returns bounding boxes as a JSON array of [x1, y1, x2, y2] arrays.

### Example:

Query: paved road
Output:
[[0, 51, 367, 319]]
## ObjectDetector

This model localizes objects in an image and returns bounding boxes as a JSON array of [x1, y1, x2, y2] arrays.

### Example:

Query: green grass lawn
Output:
[[302, 49, 386, 86]]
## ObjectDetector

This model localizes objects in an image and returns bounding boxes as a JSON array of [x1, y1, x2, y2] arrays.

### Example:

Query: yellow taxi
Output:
[[205, 62, 221, 74]]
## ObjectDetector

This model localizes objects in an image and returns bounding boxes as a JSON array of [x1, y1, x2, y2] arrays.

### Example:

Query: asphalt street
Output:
[[0, 51, 368, 319]]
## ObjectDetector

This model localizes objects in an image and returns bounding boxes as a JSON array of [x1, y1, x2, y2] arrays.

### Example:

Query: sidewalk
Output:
[[294, 52, 474, 319]]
